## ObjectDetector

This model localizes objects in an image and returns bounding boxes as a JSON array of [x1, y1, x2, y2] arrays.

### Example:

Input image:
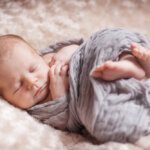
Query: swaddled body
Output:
[[28, 28, 150, 143]]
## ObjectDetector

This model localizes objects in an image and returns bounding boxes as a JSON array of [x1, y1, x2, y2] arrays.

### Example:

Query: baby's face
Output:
[[0, 45, 50, 109]]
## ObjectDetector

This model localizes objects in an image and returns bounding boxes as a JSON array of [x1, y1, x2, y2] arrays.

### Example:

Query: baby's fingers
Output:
[[49, 63, 61, 77], [54, 63, 62, 75], [61, 65, 69, 76], [43, 53, 54, 65], [49, 64, 55, 77], [49, 57, 56, 67], [52, 60, 66, 68]]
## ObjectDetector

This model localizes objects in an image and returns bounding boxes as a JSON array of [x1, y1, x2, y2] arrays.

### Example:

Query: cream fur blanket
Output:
[[1, 0, 150, 150], [0, 98, 150, 150]]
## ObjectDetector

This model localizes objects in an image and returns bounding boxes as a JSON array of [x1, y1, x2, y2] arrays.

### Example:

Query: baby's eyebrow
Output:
[[29, 63, 37, 67], [28, 64, 37, 71]]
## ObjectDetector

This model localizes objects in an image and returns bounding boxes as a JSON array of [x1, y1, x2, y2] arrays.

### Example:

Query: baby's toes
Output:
[[94, 64, 105, 71], [90, 67, 102, 77], [91, 71, 102, 78], [102, 61, 116, 70], [142, 51, 149, 61], [90, 63, 108, 77], [93, 61, 113, 73], [138, 51, 145, 59], [132, 48, 144, 59], [136, 50, 150, 61]]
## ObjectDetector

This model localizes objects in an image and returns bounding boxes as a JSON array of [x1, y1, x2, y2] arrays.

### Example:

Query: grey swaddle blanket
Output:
[[27, 28, 150, 143]]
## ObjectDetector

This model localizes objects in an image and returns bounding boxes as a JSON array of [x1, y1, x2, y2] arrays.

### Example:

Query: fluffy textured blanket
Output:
[[28, 28, 150, 143]]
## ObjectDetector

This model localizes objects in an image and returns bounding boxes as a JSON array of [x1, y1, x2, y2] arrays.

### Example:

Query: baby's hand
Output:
[[48, 52, 68, 68], [49, 63, 69, 100], [43, 52, 69, 71], [43, 53, 55, 66]]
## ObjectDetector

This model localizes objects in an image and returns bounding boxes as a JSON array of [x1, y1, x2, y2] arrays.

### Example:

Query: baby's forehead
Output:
[[0, 51, 36, 76], [0, 35, 37, 58]]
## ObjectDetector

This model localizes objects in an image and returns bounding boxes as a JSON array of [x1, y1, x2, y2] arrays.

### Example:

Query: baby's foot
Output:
[[90, 60, 145, 81], [131, 42, 150, 77]]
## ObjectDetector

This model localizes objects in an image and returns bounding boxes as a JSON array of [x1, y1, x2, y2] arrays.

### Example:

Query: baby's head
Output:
[[0, 35, 50, 109]]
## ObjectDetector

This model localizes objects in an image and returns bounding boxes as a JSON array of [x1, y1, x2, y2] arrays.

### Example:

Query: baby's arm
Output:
[[43, 44, 79, 67], [131, 42, 150, 77], [49, 44, 79, 67]]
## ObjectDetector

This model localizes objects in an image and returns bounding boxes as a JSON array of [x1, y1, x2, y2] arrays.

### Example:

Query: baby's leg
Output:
[[131, 42, 150, 77], [90, 53, 145, 81]]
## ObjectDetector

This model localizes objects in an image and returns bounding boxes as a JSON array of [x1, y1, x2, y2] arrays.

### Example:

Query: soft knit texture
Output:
[[28, 28, 150, 143]]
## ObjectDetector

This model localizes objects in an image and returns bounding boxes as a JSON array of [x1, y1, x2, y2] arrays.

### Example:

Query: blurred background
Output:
[[0, 0, 150, 50]]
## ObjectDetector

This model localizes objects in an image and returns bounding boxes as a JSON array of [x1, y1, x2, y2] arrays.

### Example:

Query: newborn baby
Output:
[[0, 35, 80, 109], [0, 28, 150, 143]]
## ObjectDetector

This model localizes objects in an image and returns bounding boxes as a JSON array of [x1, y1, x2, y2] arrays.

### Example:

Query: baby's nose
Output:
[[24, 76, 38, 90]]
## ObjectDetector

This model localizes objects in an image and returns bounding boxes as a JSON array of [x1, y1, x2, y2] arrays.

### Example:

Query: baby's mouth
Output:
[[34, 82, 48, 97]]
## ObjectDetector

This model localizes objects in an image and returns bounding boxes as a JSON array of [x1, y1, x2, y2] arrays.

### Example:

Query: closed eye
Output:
[[29, 65, 37, 73]]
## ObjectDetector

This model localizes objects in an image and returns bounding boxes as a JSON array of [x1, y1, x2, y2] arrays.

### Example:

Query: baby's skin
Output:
[[43, 45, 79, 100], [0, 35, 78, 109], [131, 42, 150, 77], [90, 43, 150, 81]]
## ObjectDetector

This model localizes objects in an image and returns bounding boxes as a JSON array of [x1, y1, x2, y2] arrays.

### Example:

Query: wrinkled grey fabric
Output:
[[27, 28, 150, 143], [40, 38, 84, 55]]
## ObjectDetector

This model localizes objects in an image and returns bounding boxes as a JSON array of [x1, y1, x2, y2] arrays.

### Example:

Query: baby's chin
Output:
[[33, 82, 49, 103], [37, 93, 51, 104]]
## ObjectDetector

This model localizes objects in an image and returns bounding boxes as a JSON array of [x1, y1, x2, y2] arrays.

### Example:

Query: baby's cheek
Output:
[[14, 92, 33, 108]]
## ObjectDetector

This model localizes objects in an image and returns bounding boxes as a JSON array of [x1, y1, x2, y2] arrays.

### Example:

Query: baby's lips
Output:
[[34, 86, 42, 97], [34, 83, 47, 97]]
